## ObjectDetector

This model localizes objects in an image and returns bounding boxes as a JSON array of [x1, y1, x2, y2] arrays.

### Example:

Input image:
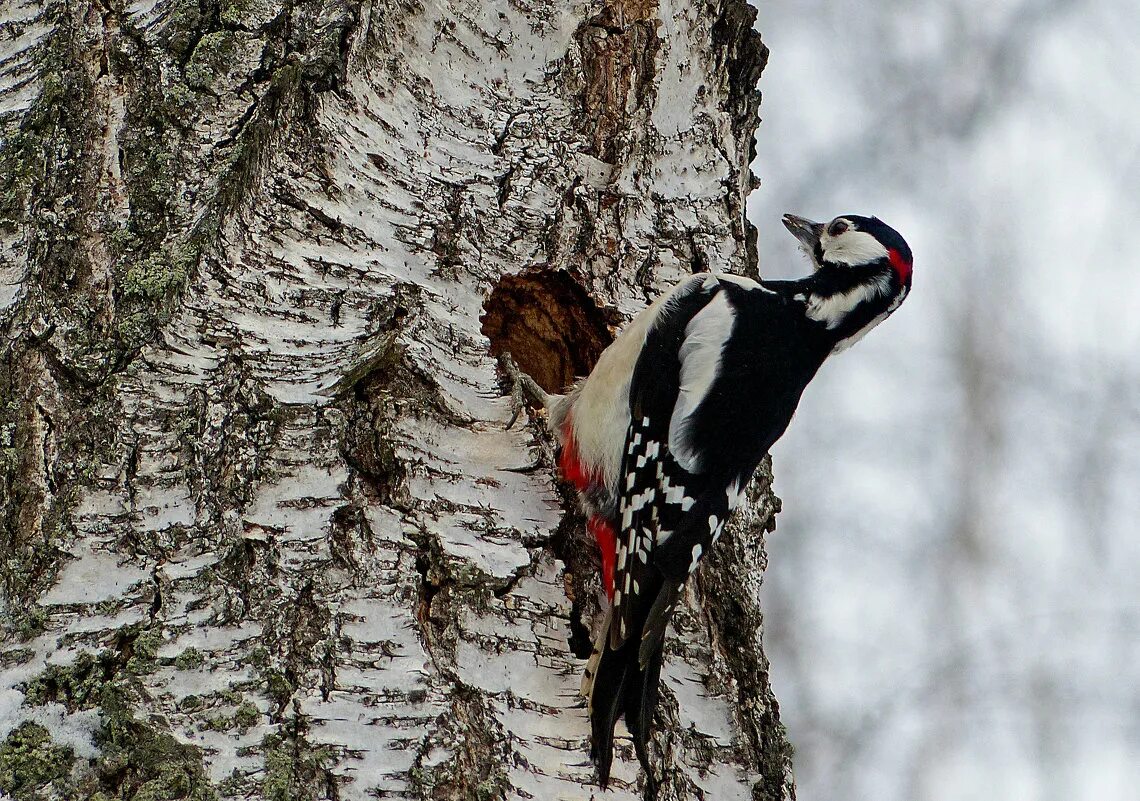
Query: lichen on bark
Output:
[[1, 1, 789, 799]]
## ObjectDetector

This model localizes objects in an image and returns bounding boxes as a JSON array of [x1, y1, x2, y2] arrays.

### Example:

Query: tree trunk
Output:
[[0, 1, 791, 799]]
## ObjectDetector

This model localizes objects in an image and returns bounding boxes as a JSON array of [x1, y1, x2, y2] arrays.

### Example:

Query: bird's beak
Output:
[[781, 213, 824, 250]]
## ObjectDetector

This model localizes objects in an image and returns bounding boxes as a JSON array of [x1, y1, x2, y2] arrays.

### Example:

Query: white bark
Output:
[[0, 1, 789, 799]]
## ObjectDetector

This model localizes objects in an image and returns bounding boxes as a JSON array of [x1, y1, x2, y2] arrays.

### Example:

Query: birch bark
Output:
[[0, 1, 791, 799]]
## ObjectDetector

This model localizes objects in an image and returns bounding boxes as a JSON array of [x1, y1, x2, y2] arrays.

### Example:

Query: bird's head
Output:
[[782, 213, 913, 288], [781, 212, 914, 350]]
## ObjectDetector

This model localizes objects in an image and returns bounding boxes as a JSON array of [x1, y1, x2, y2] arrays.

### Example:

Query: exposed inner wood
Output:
[[481, 269, 613, 394]]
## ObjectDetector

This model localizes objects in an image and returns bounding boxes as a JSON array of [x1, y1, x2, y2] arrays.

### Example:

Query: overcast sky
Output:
[[747, 2, 1140, 799]]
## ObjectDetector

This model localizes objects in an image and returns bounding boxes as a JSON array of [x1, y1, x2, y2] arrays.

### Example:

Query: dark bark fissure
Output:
[[1, 1, 789, 799], [576, 2, 662, 164]]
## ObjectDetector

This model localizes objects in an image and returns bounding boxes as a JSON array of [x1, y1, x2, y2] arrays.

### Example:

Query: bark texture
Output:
[[0, 1, 791, 799]]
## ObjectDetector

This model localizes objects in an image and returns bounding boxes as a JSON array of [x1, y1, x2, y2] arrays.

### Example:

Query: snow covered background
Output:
[[747, 1, 1140, 800]]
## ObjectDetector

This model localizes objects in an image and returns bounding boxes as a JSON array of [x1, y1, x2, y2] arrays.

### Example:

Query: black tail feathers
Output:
[[585, 625, 667, 795], [586, 631, 628, 787]]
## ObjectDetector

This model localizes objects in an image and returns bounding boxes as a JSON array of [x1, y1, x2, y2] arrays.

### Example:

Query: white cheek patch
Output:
[[822, 230, 889, 267], [806, 272, 891, 329], [831, 284, 908, 353], [887, 285, 909, 313]]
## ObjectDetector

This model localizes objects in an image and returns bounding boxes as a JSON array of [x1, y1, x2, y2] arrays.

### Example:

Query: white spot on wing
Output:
[[668, 291, 735, 472], [726, 479, 746, 510], [664, 482, 690, 508], [629, 488, 656, 512], [689, 544, 703, 573], [627, 432, 642, 455], [711, 518, 726, 544]]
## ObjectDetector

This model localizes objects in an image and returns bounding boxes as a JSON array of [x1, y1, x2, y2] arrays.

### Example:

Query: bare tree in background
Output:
[[0, 2, 793, 799]]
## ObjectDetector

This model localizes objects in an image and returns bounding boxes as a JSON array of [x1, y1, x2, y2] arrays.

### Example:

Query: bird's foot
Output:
[[497, 352, 550, 430]]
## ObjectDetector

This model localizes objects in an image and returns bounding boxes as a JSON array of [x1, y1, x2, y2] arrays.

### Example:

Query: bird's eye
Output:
[[828, 220, 849, 236]]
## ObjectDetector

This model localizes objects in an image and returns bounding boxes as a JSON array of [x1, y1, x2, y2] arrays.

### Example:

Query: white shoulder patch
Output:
[[566, 274, 750, 489], [668, 291, 735, 472], [566, 274, 710, 490]]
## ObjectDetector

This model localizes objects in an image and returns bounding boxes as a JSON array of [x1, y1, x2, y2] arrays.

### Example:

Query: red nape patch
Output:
[[888, 248, 912, 285], [588, 516, 617, 601]]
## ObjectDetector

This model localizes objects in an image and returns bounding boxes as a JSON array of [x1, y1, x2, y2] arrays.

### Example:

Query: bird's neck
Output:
[[773, 265, 905, 353]]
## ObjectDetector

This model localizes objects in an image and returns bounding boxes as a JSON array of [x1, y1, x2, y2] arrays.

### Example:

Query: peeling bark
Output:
[[0, 1, 790, 799]]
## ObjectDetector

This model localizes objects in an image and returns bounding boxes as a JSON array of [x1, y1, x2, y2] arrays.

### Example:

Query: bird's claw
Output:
[[497, 352, 548, 430]]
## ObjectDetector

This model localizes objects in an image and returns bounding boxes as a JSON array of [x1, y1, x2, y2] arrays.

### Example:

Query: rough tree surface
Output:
[[0, 1, 792, 799]]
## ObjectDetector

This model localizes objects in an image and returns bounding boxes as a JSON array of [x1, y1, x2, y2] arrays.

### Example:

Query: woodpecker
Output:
[[549, 213, 913, 787]]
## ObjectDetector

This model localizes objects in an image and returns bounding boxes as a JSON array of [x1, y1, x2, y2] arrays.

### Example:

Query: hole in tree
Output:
[[480, 269, 614, 394], [483, 269, 614, 651]]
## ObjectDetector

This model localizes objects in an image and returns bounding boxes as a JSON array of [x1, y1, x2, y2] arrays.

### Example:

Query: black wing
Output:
[[588, 276, 786, 784], [616, 277, 809, 642], [587, 274, 828, 785]]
